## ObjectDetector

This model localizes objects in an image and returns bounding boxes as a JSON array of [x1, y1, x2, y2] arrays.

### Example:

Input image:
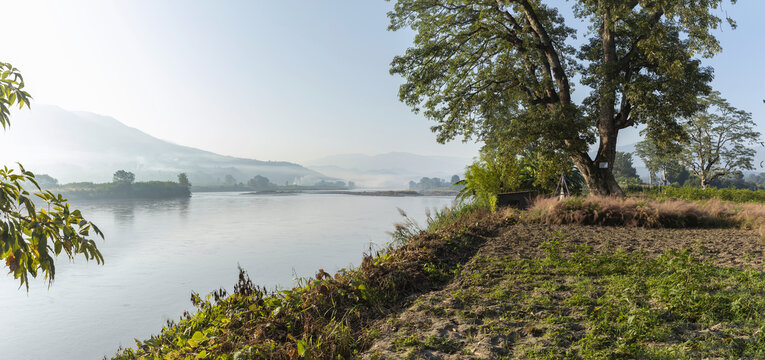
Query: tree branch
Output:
[[513, 0, 572, 104]]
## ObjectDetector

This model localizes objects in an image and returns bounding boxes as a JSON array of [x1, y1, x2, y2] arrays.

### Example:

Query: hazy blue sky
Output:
[[1, 1, 762, 164]]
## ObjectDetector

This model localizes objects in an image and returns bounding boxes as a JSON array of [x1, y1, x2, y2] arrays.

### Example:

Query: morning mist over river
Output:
[[2, 0, 765, 358], [0, 193, 454, 359]]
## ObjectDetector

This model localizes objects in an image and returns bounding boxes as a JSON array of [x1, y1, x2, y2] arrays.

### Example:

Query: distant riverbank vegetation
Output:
[[408, 175, 464, 194], [191, 174, 352, 192], [36, 171, 191, 200], [626, 185, 765, 204]]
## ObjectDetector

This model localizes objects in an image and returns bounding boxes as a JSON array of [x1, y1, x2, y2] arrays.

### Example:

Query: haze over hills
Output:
[[16, 105, 761, 189], [306, 152, 473, 189], [0, 105, 327, 185]]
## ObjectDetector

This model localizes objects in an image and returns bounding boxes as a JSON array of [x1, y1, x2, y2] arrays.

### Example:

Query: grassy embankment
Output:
[[114, 192, 765, 359], [113, 203, 503, 359]]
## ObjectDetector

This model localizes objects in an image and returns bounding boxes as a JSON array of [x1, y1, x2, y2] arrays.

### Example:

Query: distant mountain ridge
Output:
[[0, 105, 326, 185]]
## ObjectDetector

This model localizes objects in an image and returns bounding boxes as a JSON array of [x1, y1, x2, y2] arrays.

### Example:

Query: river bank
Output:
[[113, 197, 765, 359], [56, 181, 190, 200]]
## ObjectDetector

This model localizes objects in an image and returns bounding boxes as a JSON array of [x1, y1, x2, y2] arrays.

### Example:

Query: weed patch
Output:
[[366, 236, 765, 359]]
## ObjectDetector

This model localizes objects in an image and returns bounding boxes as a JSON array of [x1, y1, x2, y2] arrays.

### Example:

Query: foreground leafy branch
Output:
[[0, 61, 104, 290], [0, 166, 104, 289]]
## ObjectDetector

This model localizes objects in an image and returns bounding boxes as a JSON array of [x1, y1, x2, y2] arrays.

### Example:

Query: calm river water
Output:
[[0, 192, 454, 359]]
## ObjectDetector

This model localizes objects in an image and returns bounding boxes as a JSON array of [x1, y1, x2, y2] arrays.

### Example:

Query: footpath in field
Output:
[[362, 222, 765, 359]]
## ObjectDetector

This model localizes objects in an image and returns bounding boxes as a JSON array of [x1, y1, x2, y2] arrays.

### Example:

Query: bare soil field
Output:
[[485, 223, 765, 270], [362, 223, 765, 359]]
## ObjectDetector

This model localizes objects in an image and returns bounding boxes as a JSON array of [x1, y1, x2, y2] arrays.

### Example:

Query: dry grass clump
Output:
[[527, 196, 747, 229], [733, 203, 765, 238]]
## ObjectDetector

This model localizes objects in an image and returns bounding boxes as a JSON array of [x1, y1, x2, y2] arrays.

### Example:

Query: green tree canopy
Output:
[[224, 174, 237, 186], [612, 151, 640, 183], [388, 0, 735, 195], [635, 136, 683, 185], [113, 170, 135, 184], [0, 62, 103, 290], [247, 175, 273, 190], [34, 174, 59, 189], [177, 173, 191, 188], [681, 92, 760, 188]]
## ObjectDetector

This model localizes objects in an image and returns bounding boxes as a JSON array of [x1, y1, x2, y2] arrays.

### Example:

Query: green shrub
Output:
[[457, 150, 584, 212], [59, 181, 190, 200], [627, 186, 765, 203], [457, 153, 527, 212]]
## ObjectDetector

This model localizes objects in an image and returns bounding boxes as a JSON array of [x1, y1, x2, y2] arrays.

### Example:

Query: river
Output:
[[0, 192, 454, 360]]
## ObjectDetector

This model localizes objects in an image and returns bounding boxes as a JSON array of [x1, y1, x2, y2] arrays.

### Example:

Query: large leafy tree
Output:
[[113, 170, 135, 184], [177, 172, 191, 188], [635, 135, 683, 185], [1, 62, 104, 290], [247, 175, 274, 190], [681, 92, 760, 189], [388, 0, 735, 195]]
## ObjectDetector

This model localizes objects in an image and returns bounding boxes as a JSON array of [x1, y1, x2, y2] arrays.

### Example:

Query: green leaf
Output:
[[296, 339, 307, 357], [187, 331, 206, 348]]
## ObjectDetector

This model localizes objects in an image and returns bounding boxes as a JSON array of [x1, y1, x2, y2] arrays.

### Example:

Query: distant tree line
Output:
[[193, 174, 351, 192], [409, 175, 463, 192], [600, 91, 761, 191], [40, 170, 192, 200]]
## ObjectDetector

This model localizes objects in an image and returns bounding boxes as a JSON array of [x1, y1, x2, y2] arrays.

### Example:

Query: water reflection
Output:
[[111, 202, 135, 223], [72, 197, 192, 226]]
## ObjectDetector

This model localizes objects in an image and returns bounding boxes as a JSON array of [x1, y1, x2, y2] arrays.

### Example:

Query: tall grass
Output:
[[528, 196, 765, 234], [732, 203, 765, 239], [389, 201, 489, 246]]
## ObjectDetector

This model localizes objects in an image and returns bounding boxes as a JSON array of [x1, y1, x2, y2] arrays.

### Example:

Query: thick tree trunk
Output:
[[570, 7, 624, 197], [574, 156, 624, 196]]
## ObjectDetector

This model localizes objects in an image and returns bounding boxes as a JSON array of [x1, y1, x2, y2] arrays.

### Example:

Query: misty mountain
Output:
[[306, 152, 473, 189], [0, 105, 325, 185]]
